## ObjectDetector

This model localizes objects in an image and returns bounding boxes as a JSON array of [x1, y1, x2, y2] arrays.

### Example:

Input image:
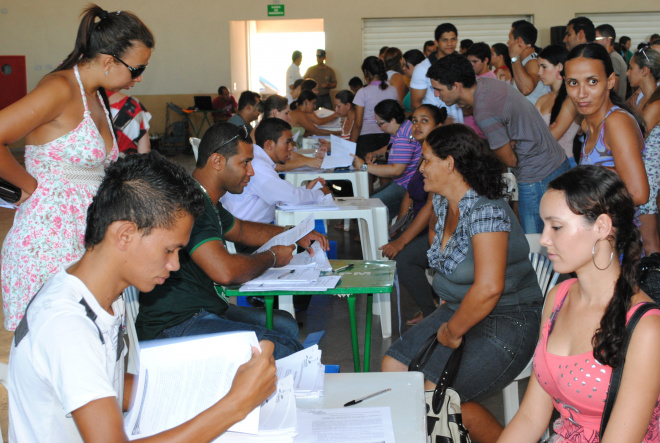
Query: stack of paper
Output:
[[276, 345, 325, 399], [320, 135, 356, 169], [294, 408, 395, 443], [277, 193, 338, 212]]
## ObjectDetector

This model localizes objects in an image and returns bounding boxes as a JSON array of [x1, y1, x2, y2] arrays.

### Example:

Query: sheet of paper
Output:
[[124, 332, 260, 439], [0, 198, 17, 209], [288, 242, 332, 271], [239, 275, 340, 292], [276, 345, 324, 397], [294, 407, 395, 443], [320, 136, 356, 169], [277, 194, 338, 212], [254, 214, 314, 254], [245, 267, 321, 285]]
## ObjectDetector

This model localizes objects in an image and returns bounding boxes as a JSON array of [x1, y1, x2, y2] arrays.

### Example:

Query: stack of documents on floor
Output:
[[277, 193, 338, 212], [241, 243, 339, 292], [276, 345, 325, 399], [124, 331, 297, 442]]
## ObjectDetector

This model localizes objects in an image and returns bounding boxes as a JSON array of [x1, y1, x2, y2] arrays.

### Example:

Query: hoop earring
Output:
[[592, 238, 614, 270]]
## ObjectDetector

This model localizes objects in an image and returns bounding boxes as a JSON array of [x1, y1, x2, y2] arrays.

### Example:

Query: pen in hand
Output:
[[277, 269, 295, 279], [344, 388, 391, 407]]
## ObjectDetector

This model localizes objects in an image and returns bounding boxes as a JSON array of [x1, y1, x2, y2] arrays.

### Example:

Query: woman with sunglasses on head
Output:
[[535, 45, 581, 168], [627, 47, 660, 255], [564, 44, 651, 252], [0, 4, 154, 331], [498, 166, 660, 443], [380, 104, 447, 326]]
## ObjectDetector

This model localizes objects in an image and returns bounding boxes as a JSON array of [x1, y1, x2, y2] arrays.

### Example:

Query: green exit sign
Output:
[[267, 4, 285, 16]]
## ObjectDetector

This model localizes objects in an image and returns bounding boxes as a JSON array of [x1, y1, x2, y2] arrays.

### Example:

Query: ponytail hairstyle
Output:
[[54, 4, 154, 73], [291, 90, 316, 111], [491, 43, 513, 73], [335, 89, 355, 106], [416, 104, 448, 125], [425, 124, 507, 200], [262, 95, 289, 119], [361, 56, 389, 90], [566, 43, 646, 133], [547, 165, 640, 368], [539, 45, 569, 125]]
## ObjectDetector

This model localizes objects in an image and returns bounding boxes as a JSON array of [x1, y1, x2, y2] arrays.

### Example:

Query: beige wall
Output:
[[2, 0, 658, 137]]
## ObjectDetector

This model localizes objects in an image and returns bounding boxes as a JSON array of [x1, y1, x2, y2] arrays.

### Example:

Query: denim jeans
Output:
[[394, 235, 435, 317], [372, 181, 406, 220], [386, 301, 542, 401], [156, 305, 303, 360], [517, 158, 571, 234]]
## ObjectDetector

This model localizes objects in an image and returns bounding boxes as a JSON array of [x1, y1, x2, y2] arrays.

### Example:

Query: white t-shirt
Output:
[[285, 63, 302, 101], [409, 57, 464, 123], [513, 53, 551, 105], [221, 144, 325, 223], [9, 269, 126, 443]]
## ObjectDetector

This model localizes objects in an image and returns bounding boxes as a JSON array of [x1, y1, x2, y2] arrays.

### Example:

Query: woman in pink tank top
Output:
[[498, 165, 660, 443], [0, 5, 154, 330]]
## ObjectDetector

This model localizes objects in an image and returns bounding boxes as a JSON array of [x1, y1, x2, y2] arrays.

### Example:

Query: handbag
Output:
[[637, 253, 660, 304], [0, 177, 21, 203], [599, 302, 660, 439], [408, 334, 471, 443], [389, 204, 414, 237]]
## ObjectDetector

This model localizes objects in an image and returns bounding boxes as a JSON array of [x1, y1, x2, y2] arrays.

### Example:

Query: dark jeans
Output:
[[395, 235, 435, 317], [156, 306, 303, 360], [371, 181, 406, 220], [386, 301, 541, 401]]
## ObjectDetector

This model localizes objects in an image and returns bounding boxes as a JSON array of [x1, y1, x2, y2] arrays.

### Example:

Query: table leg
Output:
[[265, 296, 274, 330], [364, 294, 373, 372], [346, 295, 361, 372]]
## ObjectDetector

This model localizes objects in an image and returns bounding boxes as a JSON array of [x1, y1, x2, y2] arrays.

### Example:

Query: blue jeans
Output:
[[517, 159, 571, 233], [386, 301, 541, 401], [156, 306, 303, 360], [371, 181, 406, 220]]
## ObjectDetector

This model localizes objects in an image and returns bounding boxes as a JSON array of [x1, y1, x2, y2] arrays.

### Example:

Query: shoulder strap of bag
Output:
[[599, 302, 660, 438], [432, 341, 465, 414], [408, 334, 439, 372]]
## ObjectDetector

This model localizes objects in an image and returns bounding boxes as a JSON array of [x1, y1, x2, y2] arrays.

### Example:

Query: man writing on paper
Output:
[[8, 152, 278, 443], [137, 123, 329, 359], [222, 118, 331, 225]]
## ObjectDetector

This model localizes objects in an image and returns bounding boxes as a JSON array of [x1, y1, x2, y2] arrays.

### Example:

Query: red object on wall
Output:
[[0, 56, 27, 111]]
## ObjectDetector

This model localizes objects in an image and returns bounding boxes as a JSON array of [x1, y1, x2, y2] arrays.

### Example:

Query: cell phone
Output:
[[334, 166, 350, 172]]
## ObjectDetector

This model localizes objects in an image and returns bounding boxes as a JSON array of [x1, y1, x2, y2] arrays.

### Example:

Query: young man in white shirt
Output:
[[222, 118, 331, 224], [286, 50, 303, 102], [8, 152, 278, 443]]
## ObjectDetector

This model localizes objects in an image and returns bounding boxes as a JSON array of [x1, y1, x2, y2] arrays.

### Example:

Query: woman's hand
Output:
[[379, 237, 405, 259], [437, 322, 462, 349]]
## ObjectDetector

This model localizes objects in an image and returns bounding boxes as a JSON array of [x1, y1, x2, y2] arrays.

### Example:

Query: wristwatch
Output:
[[361, 163, 368, 171], [511, 56, 519, 63]]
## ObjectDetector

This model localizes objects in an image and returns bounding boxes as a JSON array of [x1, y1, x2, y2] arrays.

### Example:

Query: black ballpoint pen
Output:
[[343, 388, 391, 407], [333, 263, 354, 273]]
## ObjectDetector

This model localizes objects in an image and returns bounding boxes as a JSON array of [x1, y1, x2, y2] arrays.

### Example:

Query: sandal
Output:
[[406, 311, 424, 326]]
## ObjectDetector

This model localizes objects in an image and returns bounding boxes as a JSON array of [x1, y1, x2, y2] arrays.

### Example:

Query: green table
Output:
[[221, 260, 395, 372], [182, 109, 215, 138]]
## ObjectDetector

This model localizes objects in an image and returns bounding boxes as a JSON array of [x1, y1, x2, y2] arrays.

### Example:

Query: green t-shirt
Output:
[[136, 192, 236, 341]]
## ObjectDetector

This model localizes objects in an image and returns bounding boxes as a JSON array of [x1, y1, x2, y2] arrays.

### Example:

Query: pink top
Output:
[[533, 278, 660, 442]]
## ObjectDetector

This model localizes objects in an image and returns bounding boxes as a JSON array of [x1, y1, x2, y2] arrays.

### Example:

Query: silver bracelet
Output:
[[268, 249, 277, 267]]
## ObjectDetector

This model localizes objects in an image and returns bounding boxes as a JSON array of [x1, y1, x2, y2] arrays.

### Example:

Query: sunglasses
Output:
[[101, 52, 147, 79], [213, 125, 250, 154], [640, 47, 650, 62]]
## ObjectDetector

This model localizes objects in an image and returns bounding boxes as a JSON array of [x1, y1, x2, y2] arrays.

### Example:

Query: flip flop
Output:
[[406, 311, 424, 326]]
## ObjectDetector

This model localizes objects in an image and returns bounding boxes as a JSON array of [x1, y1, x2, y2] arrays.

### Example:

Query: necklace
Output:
[[194, 180, 224, 241]]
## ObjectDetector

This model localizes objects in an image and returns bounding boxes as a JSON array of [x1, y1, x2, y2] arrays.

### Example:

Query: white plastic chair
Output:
[[501, 233, 559, 435], [124, 286, 141, 375], [189, 137, 201, 161]]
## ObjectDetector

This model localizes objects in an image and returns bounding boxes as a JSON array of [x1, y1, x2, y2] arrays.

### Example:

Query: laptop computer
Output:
[[194, 95, 214, 111]]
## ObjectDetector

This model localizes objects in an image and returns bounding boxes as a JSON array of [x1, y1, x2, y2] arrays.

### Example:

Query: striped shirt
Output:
[[388, 120, 421, 188]]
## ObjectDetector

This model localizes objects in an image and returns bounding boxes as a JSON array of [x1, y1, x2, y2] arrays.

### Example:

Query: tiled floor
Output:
[[0, 150, 526, 441]]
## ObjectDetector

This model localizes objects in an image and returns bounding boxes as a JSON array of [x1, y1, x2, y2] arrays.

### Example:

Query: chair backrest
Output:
[[525, 233, 547, 256], [123, 285, 140, 375], [529, 252, 560, 297], [190, 137, 201, 161]]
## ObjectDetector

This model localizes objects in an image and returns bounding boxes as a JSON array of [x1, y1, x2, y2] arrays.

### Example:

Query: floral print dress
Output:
[[1, 65, 118, 330]]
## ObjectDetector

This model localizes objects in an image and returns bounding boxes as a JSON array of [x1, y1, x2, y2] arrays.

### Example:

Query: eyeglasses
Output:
[[376, 120, 386, 127], [594, 36, 609, 41], [100, 52, 147, 79], [213, 125, 250, 154]]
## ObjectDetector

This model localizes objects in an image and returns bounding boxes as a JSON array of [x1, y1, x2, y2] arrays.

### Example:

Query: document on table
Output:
[[276, 345, 324, 398], [239, 275, 340, 292], [254, 214, 314, 254], [277, 193, 338, 211], [245, 267, 321, 285], [294, 407, 395, 443], [320, 135, 356, 169], [124, 331, 261, 439]]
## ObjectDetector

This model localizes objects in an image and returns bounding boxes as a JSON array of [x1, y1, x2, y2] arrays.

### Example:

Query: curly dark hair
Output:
[[547, 165, 640, 368], [425, 124, 506, 199]]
